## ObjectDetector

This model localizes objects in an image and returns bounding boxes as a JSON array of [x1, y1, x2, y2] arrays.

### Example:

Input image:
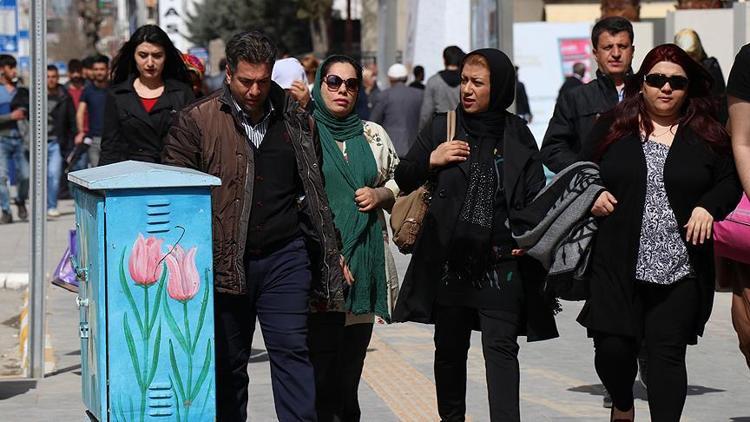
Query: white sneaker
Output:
[[47, 208, 60, 218]]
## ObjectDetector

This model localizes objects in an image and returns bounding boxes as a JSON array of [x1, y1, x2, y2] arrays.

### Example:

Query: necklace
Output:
[[650, 125, 676, 138]]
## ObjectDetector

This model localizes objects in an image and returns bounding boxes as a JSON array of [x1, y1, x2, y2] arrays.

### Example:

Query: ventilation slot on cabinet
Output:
[[146, 199, 171, 234], [147, 381, 175, 417]]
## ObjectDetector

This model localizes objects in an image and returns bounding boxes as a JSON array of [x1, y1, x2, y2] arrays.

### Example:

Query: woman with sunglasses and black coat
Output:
[[305, 55, 401, 422], [578, 44, 742, 422]]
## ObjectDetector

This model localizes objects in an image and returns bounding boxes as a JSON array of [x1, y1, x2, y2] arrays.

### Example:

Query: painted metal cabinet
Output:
[[69, 161, 221, 422]]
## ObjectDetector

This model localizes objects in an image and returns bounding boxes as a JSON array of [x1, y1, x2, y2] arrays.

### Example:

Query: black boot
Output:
[[15, 200, 27, 221], [0, 210, 12, 224]]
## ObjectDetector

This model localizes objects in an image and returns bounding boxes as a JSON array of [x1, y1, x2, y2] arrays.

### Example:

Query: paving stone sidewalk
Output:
[[1, 199, 749, 421]]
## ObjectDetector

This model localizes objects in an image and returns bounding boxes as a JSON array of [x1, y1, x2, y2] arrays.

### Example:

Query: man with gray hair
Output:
[[370, 63, 423, 157], [163, 30, 345, 421]]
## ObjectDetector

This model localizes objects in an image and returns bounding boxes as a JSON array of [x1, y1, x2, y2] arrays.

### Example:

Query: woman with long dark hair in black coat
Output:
[[580, 44, 742, 422], [393, 48, 558, 422], [99, 25, 194, 165]]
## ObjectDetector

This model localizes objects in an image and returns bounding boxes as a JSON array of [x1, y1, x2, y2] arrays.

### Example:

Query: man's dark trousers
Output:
[[214, 237, 317, 421]]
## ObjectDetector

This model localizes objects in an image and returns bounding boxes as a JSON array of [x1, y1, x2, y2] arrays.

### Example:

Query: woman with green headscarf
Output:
[[307, 55, 400, 421]]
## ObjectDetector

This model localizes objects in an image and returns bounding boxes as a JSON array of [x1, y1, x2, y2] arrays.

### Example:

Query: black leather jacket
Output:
[[162, 83, 345, 309], [540, 71, 621, 173]]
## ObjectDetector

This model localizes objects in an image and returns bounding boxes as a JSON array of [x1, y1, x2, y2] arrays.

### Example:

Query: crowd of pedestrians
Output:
[[0, 25, 206, 223], [3, 10, 750, 421], [152, 24, 742, 421]]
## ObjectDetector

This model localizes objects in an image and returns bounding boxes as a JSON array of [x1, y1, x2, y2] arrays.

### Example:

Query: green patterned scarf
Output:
[[312, 57, 387, 319]]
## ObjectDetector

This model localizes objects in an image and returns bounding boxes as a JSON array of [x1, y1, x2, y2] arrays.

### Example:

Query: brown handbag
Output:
[[391, 111, 456, 254]]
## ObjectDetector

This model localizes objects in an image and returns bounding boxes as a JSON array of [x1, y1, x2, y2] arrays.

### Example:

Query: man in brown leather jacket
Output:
[[162, 31, 344, 421]]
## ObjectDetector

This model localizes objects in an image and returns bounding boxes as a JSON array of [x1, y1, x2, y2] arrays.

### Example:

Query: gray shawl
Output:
[[513, 162, 604, 300]]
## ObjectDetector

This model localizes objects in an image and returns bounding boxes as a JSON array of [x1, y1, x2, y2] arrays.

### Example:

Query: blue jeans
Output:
[[0, 135, 29, 212], [47, 138, 62, 210]]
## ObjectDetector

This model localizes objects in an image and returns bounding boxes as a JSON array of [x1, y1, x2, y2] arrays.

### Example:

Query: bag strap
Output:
[[446, 110, 456, 142]]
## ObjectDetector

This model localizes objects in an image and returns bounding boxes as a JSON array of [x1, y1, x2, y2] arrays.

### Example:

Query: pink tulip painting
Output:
[[165, 245, 200, 302], [128, 233, 165, 286]]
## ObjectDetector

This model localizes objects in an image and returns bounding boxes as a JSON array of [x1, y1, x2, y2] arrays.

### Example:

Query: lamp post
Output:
[[29, 0, 47, 380]]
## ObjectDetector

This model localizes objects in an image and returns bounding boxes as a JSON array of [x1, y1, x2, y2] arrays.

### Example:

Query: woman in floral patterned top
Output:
[[306, 55, 400, 422], [581, 44, 741, 422]]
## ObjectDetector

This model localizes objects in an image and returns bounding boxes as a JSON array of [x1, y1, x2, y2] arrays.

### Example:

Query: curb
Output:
[[18, 287, 57, 376], [0, 273, 29, 289], [19, 289, 28, 376]]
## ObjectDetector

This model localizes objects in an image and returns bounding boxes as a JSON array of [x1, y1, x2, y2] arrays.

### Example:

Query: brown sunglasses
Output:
[[323, 74, 359, 92]]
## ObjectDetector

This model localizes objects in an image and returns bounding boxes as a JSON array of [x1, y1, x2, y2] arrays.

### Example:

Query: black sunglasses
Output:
[[323, 74, 359, 92], [644, 73, 689, 90]]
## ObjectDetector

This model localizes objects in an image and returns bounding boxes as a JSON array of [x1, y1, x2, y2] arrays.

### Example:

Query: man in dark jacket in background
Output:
[[558, 62, 586, 98], [409, 65, 425, 90], [45, 65, 76, 217], [541, 17, 634, 173], [515, 66, 533, 123], [419, 45, 465, 129], [0, 54, 28, 224], [541, 16, 636, 410], [61, 59, 89, 181], [75, 54, 109, 167], [371, 63, 424, 157], [162, 30, 345, 422]]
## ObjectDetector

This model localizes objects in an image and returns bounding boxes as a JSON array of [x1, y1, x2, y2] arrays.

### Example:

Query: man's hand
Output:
[[591, 191, 617, 217], [340, 255, 355, 285], [429, 140, 470, 169], [685, 207, 713, 245], [10, 109, 25, 121], [74, 132, 85, 145], [289, 80, 311, 109]]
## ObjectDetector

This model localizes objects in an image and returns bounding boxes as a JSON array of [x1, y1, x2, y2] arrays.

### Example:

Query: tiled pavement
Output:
[[1, 199, 749, 421]]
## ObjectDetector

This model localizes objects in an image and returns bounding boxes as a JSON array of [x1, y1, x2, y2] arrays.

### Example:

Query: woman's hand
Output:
[[290, 80, 311, 109], [591, 191, 618, 217], [685, 207, 713, 245], [340, 255, 355, 285], [429, 140, 470, 170], [355, 187, 392, 212]]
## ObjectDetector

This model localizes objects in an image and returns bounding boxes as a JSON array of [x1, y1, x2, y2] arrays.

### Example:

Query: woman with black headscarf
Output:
[[393, 49, 558, 421]]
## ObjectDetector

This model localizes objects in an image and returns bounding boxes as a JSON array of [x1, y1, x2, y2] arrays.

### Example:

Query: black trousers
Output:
[[307, 312, 374, 422], [214, 237, 316, 422], [434, 305, 521, 422], [593, 277, 699, 422]]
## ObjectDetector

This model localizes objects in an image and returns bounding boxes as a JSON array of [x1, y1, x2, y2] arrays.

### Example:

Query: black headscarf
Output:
[[450, 48, 517, 283], [457, 48, 516, 140]]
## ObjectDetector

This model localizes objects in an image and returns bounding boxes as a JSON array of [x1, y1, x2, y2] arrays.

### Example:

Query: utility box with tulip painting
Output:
[[68, 161, 221, 422]]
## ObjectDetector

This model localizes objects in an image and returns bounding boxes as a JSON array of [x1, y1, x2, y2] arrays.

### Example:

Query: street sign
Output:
[[187, 46, 208, 64], [0, 0, 17, 54], [51, 61, 68, 77], [0, 35, 16, 53], [18, 56, 29, 73], [159, 0, 191, 52]]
